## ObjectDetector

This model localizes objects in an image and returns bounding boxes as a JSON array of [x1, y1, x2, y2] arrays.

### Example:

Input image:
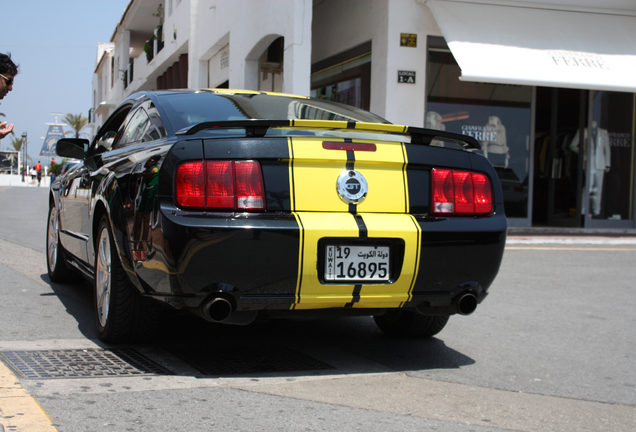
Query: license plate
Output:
[[324, 245, 390, 282]]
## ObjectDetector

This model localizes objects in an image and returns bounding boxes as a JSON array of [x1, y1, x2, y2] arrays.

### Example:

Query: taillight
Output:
[[205, 161, 234, 208], [176, 160, 265, 210], [432, 168, 493, 215], [234, 161, 265, 210], [472, 172, 493, 214], [175, 162, 206, 208]]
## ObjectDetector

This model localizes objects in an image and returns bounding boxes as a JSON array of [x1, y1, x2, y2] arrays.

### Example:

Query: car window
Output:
[[144, 103, 167, 141], [158, 92, 390, 133], [118, 104, 167, 148], [119, 108, 151, 147], [91, 105, 133, 155]]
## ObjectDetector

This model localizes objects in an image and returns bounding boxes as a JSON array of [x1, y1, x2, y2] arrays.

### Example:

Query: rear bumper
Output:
[[134, 203, 506, 316]]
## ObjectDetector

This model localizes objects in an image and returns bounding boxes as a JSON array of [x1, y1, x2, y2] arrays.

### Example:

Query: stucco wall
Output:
[[311, 0, 442, 127], [190, 0, 312, 95]]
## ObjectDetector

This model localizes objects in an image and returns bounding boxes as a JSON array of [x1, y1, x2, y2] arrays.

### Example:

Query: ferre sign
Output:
[[398, 71, 416, 84], [549, 51, 608, 69]]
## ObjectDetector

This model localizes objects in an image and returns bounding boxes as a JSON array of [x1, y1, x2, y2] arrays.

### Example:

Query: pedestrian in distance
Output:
[[0, 53, 18, 140], [35, 161, 42, 186]]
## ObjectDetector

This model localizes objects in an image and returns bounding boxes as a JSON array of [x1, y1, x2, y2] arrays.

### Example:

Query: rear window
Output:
[[157, 91, 390, 134]]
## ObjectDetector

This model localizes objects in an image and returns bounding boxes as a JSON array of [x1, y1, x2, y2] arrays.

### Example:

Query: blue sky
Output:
[[0, 0, 130, 164]]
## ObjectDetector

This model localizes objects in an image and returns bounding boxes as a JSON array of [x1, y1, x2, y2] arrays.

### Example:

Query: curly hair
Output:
[[0, 53, 18, 75]]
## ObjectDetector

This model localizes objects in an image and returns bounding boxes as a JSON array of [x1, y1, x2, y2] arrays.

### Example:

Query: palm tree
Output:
[[9, 135, 23, 152], [62, 113, 89, 138], [6, 136, 23, 175]]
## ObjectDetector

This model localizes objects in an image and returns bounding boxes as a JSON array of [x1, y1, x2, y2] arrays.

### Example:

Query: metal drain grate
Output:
[[0, 348, 173, 380], [168, 344, 334, 376]]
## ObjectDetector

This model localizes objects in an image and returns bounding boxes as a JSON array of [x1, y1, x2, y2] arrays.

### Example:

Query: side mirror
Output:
[[56, 138, 89, 160]]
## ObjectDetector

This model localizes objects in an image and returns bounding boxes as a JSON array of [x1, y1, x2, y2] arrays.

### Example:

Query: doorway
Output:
[[533, 87, 587, 226]]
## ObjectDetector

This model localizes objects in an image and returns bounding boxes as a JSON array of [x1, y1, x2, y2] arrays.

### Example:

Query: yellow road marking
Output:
[[0, 361, 58, 431], [506, 246, 636, 251]]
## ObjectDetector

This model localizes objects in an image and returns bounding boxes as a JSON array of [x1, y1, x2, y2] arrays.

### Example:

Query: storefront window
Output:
[[311, 45, 371, 111], [426, 44, 532, 218], [589, 91, 635, 221]]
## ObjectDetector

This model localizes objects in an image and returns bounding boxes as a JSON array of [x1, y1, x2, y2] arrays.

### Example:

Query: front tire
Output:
[[374, 310, 449, 338], [46, 204, 72, 282], [94, 215, 157, 342]]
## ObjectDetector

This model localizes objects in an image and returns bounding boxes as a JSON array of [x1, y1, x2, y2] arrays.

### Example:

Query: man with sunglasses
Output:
[[0, 53, 18, 140]]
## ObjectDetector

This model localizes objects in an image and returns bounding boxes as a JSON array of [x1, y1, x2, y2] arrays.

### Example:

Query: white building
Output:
[[92, 0, 636, 229]]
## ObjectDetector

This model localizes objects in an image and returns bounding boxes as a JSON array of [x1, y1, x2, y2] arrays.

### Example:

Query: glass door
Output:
[[534, 87, 587, 227]]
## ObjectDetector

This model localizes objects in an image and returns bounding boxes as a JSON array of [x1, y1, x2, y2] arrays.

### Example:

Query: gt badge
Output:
[[337, 170, 368, 204]]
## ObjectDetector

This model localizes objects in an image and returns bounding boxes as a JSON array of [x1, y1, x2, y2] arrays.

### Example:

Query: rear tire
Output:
[[373, 310, 449, 338], [46, 204, 73, 282], [94, 215, 157, 342]]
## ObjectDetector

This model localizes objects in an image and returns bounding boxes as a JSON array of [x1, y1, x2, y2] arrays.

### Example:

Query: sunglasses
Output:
[[0, 73, 14, 86]]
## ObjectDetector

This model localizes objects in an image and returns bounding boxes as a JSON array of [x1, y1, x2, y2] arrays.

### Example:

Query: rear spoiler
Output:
[[175, 119, 481, 150]]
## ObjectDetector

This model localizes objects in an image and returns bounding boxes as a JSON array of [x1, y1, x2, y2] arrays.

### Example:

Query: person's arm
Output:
[[0, 121, 14, 140]]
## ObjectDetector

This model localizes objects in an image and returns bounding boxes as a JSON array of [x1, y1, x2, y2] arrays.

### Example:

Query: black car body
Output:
[[47, 89, 506, 342]]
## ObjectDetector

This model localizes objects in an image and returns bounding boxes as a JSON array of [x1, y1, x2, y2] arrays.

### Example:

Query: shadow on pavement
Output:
[[39, 275, 475, 376], [40, 274, 99, 340]]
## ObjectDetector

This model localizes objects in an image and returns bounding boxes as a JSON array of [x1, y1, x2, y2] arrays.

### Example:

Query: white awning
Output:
[[426, 1, 636, 92]]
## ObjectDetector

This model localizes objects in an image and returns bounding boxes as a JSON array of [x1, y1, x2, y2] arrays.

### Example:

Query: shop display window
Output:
[[589, 91, 635, 221], [426, 44, 532, 218], [311, 44, 371, 111]]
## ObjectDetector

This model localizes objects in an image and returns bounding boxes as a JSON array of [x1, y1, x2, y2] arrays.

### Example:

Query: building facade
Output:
[[92, 0, 636, 228]]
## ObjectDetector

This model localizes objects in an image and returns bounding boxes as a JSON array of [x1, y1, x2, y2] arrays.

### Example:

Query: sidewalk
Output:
[[0, 174, 50, 187], [507, 227, 636, 244]]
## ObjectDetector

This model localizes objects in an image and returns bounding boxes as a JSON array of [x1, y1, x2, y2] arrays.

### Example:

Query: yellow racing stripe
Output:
[[288, 138, 420, 310], [292, 212, 361, 309], [352, 213, 422, 308]]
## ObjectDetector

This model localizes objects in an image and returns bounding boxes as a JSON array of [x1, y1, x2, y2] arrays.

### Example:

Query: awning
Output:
[[426, 1, 636, 92]]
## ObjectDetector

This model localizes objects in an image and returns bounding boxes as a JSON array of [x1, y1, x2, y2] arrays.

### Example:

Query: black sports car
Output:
[[47, 89, 506, 342]]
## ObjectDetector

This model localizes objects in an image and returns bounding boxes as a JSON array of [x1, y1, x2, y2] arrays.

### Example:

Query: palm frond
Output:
[[63, 113, 89, 138]]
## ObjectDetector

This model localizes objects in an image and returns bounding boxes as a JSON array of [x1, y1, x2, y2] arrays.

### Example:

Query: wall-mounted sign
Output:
[[400, 33, 417, 47], [398, 71, 416, 84]]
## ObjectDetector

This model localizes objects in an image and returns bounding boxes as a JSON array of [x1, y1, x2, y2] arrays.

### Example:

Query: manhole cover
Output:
[[0, 348, 172, 379], [168, 344, 334, 376]]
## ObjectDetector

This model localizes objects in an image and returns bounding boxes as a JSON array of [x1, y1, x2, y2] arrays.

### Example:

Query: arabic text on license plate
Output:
[[324, 245, 390, 282]]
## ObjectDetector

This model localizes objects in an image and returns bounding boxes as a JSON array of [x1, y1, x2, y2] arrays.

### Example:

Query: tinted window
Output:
[[157, 91, 389, 133], [118, 105, 166, 147], [120, 108, 151, 146]]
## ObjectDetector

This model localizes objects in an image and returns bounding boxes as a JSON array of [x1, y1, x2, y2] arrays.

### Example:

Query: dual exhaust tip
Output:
[[201, 296, 257, 326], [202, 292, 479, 324], [203, 297, 234, 323], [454, 292, 478, 315]]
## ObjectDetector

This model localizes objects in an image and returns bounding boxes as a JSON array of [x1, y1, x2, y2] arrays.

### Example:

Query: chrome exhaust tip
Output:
[[203, 297, 233, 322], [455, 293, 478, 316]]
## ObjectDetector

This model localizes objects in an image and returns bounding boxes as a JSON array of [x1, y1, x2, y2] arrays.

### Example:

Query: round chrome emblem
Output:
[[337, 170, 368, 204]]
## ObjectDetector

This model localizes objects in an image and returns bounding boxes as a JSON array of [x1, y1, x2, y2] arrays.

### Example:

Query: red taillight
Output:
[[472, 172, 493, 214], [234, 161, 265, 210], [432, 168, 493, 215], [206, 161, 234, 208], [175, 160, 265, 211], [432, 169, 454, 213], [175, 162, 206, 208]]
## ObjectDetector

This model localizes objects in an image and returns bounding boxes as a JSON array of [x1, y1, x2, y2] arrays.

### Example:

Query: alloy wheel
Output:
[[95, 227, 112, 328], [47, 207, 59, 271]]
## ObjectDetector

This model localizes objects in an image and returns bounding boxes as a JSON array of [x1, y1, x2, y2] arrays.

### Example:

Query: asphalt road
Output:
[[0, 186, 634, 431]]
